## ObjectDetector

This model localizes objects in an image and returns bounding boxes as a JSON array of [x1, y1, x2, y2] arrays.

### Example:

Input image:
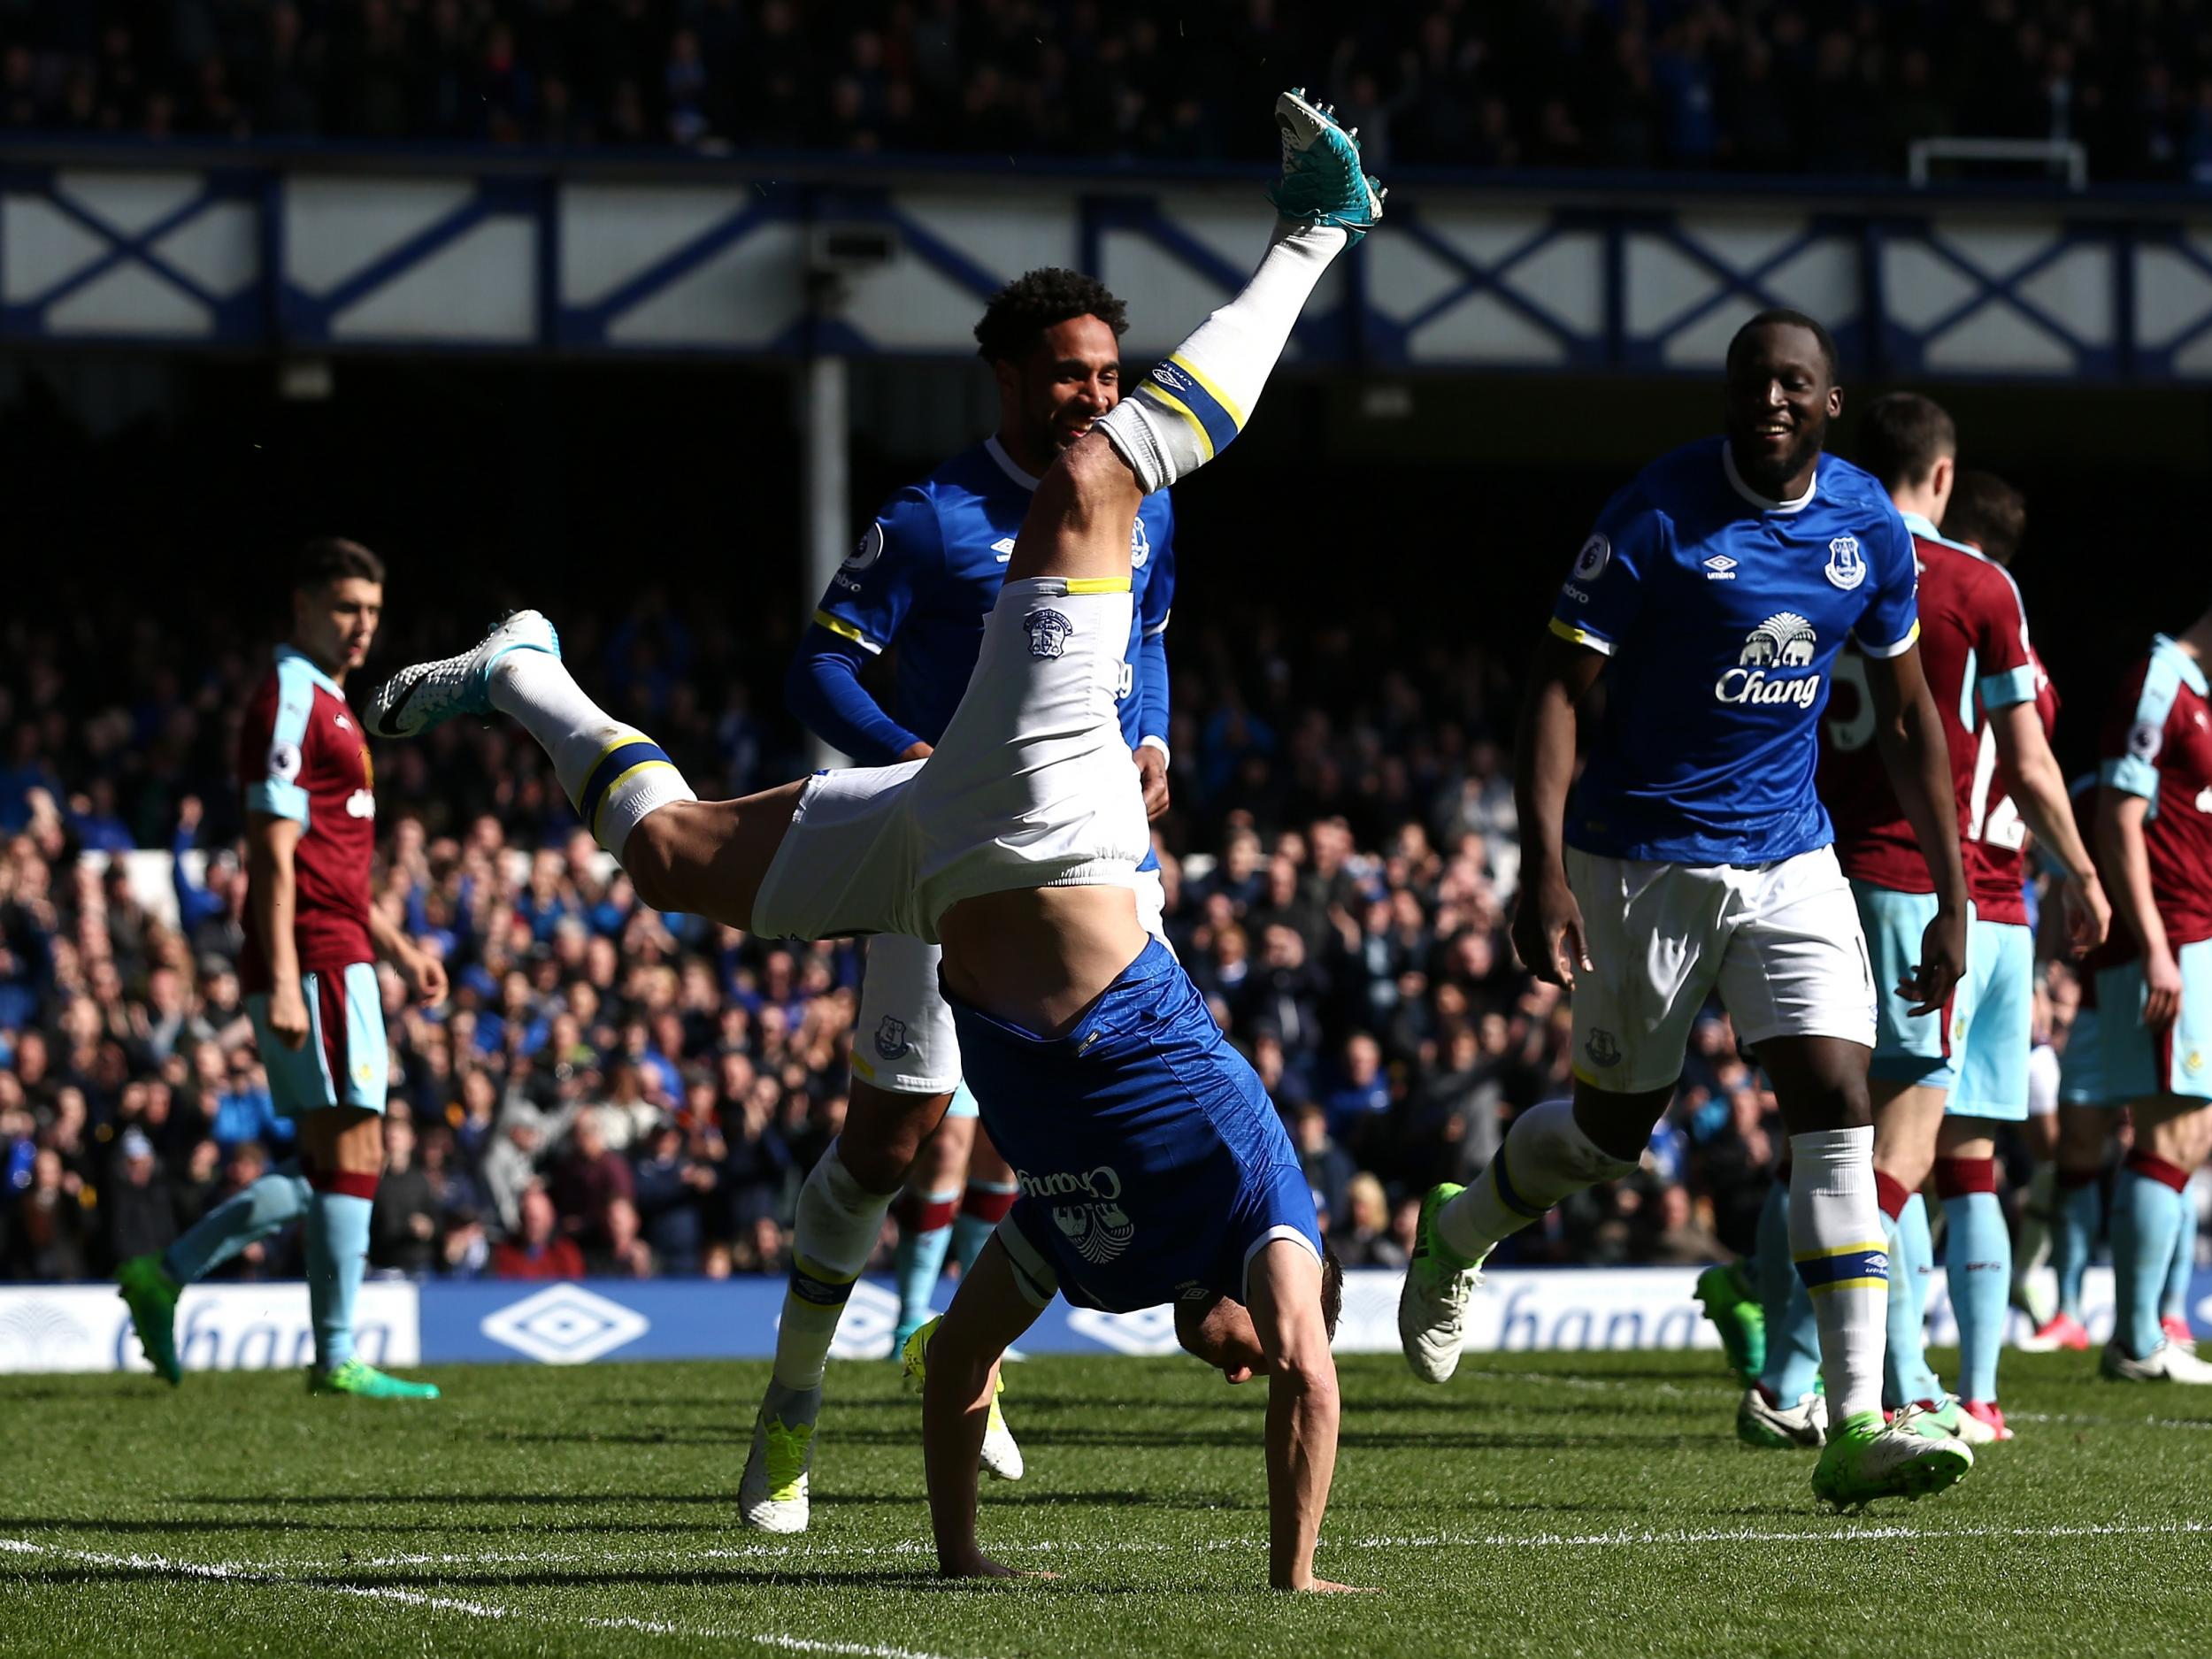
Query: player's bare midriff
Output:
[[935, 883, 1150, 1038]]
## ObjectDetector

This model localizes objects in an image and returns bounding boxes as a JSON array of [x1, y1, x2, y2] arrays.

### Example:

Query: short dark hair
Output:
[[1319, 1245, 1343, 1340], [1727, 308, 1840, 381], [1855, 392, 1956, 493], [295, 536, 385, 591], [1943, 470, 2027, 565], [973, 267, 1128, 364]]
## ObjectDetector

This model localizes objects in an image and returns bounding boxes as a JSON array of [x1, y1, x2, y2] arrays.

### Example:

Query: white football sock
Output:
[[1096, 221, 1348, 494], [491, 651, 695, 861], [1788, 1127, 1888, 1425], [772, 1141, 897, 1392], [1435, 1098, 1638, 1265]]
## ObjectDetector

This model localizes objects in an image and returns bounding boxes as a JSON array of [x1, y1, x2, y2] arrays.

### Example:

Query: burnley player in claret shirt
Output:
[[117, 539, 449, 1399]]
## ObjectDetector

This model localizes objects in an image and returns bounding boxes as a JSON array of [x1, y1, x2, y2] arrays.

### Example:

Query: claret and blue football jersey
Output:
[[1550, 437, 1920, 866], [811, 434, 1176, 750]]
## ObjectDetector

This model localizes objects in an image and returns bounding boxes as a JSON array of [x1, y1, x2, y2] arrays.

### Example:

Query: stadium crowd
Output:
[[2, 0, 2205, 183], [0, 582, 1869, 1285]]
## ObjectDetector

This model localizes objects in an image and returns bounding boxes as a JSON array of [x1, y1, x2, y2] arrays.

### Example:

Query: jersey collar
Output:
[[1898, 509, 1985, 559], [2152, 633, 2210, 698], [1721, 442, 1817, 515], [985, 434, 1041, 493], [275, 643, 345, 699]]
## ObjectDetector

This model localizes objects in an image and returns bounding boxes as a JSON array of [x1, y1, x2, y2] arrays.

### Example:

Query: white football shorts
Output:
[[1565, 845, 1878, 1095], [753, 577, 1151, 947]]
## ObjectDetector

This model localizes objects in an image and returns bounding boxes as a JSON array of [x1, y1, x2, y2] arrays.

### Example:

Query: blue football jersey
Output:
[[812, 435, 1176, 749], [1550, 437, 1919, 865]]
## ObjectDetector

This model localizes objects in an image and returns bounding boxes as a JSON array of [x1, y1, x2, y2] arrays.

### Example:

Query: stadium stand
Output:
[[1, 0, 2193, 181]]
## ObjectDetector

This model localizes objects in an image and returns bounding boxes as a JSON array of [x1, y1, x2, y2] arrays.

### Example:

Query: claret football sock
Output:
[[490, 649, 695, 862]]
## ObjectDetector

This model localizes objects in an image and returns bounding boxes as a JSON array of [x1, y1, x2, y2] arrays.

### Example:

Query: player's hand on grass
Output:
[[1298, 1579, 1379, 1594], [267, 980, 311, 1050], [938, 1552, 1051, 1581], [2059, 871, 2111, 956], [2144, 946, 2183, 1029], [1133, 745, 1171, 819], [1901, 909, 1968, 1017], [1511, 865, 1591, 988]]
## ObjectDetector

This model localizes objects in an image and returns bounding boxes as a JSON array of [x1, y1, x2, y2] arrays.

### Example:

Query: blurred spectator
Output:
[[372, 1116, 441, 1277], [1333, 1171, 1407, 1269], [490, 1184, 585, 1279]]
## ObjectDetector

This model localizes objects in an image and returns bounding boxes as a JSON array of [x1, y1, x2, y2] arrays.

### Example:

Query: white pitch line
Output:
[[0, 1538, 971, 1659]]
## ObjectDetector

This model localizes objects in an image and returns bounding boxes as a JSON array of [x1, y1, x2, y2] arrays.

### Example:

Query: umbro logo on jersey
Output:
[[991, 537, 1017, 563], [1702, 554, 1739, 580], [1717, 613, 1821, 708]]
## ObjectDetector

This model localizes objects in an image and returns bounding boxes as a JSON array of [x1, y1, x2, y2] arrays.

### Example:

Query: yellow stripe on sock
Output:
[[1064, 577, 1133, 595], [590, 758, 680, 845], [1807, 1278, 1888, 1294], [1168, 353, 1246, 428], [1135, 384, 1217, 459], [568, 728, 647, 811], [1793, 1240, 1889, 1262]]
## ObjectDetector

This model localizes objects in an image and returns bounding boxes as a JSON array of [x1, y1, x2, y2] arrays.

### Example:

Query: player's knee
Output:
[[620, 806, 687, 913], [1045, 431, 1139, 519]]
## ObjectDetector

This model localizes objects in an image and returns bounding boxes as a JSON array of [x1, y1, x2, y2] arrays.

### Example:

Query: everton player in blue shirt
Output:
[[749, 269, 1179, 1532], [1398, 311, 1978, 1507]]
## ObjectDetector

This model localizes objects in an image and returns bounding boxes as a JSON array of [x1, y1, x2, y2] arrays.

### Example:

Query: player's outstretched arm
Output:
[[1248, 1241, 1364, 1594], [1988, 702, 2109, 952], [922, 1237, 1048, 1580], [1509, 633, 1606, 988], [1863, 644, 1969, 1013]]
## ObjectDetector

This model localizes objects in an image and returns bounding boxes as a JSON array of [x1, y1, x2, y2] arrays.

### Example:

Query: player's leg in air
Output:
[[118, 1157, 311, 1385], [119, 979, 434, 1404], [370, 89, 1379, 1555]]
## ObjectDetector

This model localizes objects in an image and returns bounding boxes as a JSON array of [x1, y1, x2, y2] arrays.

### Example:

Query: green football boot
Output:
[[309, 1357, 442, 1400], [115, 1253, 182, 1385]]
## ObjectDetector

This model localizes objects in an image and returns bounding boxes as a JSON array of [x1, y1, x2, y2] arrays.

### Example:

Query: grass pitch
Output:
[[1, 1348, 2206, 1658]]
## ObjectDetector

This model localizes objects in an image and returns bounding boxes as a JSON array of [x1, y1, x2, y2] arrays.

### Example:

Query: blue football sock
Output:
[[2162, 1187, 2198, 1324], [952, 1178, 1018, 1278], [1898, 1194, 1944, 1401], [1754, 1178, 1820, 1402], [2114, 1155, 2187, 1360], [2055, 1171, 2101, 1323], [306, 1186, 374, 1371], [1936, 1159, 2009, 1403], [1879, 1200, 1942, 1407], [893, 1189, 959, 1336], [161, 1159, 312, 1285]]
